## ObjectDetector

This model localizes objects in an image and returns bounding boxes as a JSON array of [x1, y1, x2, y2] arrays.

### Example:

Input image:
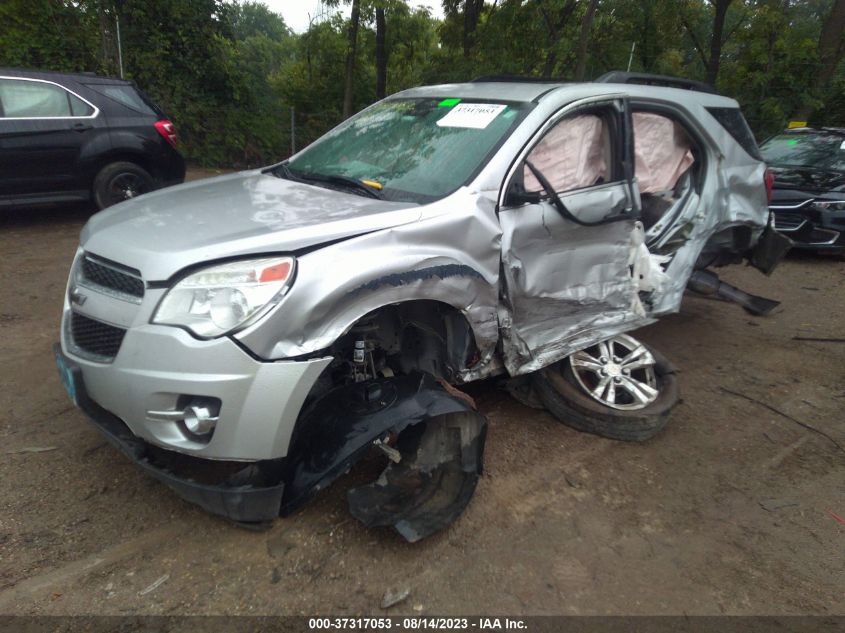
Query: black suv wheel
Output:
[[93, 162, 154, 209]]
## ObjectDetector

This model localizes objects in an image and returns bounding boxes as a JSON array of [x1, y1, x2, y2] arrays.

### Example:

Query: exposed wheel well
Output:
[[301, 300, 480, 409]]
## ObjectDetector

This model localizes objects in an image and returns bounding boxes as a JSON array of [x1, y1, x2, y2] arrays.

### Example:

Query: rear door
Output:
[[497, 96, 648, 375], [0, 76, 100, 201]]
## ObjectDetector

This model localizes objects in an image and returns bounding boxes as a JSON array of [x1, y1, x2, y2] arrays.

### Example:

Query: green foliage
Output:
[[230, 1, 291, 40], [272, 15, 349, 150], [718, 1, 833, 137], [1, 0, 843, 165], [427, 0, 844, 139], [0, 0, 100, 72]]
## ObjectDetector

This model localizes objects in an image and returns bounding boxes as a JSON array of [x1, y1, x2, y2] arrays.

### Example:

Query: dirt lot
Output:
[[0, 169, 843, 616]]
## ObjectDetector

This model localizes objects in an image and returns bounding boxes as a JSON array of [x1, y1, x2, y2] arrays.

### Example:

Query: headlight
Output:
[[816, 201, 845, 211], [152, 256, 295, 338]]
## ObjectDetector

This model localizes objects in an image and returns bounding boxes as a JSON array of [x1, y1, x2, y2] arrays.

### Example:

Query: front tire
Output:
[[532, 335, 679, 442], [93, 161, 154, 209]]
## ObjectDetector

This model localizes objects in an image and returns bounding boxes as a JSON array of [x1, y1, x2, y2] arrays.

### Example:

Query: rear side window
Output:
[[86, 84, 157, 116], [632, 111, 695, 193], [0, 78, 94, 118], [69, 94, 94, 116], [706, 107, 762, 161]]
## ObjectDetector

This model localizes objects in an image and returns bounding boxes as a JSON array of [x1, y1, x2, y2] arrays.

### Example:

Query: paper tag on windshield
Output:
[[840, 140, 845, 150], [437, 103, 507, 129]]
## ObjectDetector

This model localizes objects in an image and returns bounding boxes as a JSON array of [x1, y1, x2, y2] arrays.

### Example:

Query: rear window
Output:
[[85, 84, 158, 116], [706, 107, 762, 161]]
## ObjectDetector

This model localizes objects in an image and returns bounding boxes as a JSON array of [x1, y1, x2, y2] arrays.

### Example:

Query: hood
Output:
[[81, 170, 420, 280], [770, 166, 845, 194]]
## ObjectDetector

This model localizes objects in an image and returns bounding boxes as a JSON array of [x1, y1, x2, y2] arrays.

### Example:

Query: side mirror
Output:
[[504, 180, 541, 207]]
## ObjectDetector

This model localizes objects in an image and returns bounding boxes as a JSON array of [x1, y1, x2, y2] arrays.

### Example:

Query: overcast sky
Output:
[[261, 0, 443, 33]]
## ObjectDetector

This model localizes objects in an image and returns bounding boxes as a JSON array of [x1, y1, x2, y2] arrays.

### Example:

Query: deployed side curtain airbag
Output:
[[633, 112, 694, 193], [524, 114, 609, 193]]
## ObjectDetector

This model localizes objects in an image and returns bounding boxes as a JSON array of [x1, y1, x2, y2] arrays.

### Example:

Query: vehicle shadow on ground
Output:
[[0, 203, 95, 229], [783, 248, 844, 264]]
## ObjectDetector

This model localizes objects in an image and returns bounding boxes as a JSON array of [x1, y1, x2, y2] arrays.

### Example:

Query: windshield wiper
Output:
[[276, 164, 383, 199]]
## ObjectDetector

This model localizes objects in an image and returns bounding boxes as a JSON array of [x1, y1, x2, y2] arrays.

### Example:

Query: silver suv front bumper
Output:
[[60, 318, 330, 460], [60, 250, 331, 461]]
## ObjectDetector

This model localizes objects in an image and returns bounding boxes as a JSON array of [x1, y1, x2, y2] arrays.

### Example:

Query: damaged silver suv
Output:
[[55, 72, 788, 541]]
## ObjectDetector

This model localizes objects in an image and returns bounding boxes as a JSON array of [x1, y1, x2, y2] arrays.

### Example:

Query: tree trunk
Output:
[[574, 0, 599, 81], [343, 0, 361, 119], [538, 0, 577, 79], [463, 0, 483, 58], [542, 49, 559, 79], [794, 0, 845, 119], [815, 0, 845, 90], [637, 0, 658, 72], [705, 0, 733, 87], [376, 6, 387, 99], [98, 5, 118, 75]]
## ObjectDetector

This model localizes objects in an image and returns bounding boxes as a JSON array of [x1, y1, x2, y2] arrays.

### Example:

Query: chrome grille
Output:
[[69, 312, 127, 362], [80, 255, 144, 300]]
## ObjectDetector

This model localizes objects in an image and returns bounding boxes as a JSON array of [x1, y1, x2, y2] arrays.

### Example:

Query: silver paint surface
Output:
[[64, 81, 771, 460]]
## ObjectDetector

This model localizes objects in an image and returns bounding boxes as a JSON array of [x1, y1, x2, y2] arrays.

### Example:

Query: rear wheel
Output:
[[93, 161, 154, 209], [532, 334, 679, 441]]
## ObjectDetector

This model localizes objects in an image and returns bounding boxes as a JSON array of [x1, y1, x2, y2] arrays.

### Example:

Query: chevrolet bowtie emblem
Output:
[[70, 287, 87, 306]]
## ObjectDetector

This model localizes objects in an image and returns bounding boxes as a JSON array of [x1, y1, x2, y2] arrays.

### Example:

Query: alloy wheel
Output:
[[567, 334, 659, 411]]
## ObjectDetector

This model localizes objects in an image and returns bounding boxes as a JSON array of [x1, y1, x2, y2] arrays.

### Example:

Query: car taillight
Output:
[[764, 167, 775, 204], [154, 119, 178, 149]]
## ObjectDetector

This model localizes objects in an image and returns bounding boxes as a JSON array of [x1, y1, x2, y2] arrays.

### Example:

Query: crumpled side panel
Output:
[[648, 109, 769, 316], [235, 188, 502, 376], [498, 210, 651, 375]]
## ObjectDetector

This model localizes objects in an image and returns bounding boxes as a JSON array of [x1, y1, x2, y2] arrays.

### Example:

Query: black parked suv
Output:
[[760, 127, 845, 253], [0, 69, 185, 209]]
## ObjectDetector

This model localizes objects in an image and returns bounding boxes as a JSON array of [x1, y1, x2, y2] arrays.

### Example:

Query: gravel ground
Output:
[[0, 169, 843, 616]]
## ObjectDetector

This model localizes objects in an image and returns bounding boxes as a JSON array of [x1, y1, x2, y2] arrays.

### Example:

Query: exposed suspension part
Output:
[[351, 319, 380, 382]]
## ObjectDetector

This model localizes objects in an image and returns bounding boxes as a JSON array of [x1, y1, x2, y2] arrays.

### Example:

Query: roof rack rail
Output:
[[594, 71, 717, 95], [471, 75, 565, 84]]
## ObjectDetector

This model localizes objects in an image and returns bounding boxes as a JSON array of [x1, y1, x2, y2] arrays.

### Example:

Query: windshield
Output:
[[760, 133, 845, 173], [285, 98, 531, 203]]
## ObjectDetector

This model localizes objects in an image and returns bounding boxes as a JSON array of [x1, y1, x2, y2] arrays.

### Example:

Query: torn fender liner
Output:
[[750, 221, 792, 276], [347, 411, 486, 542], [280, 372, 487, 529]]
